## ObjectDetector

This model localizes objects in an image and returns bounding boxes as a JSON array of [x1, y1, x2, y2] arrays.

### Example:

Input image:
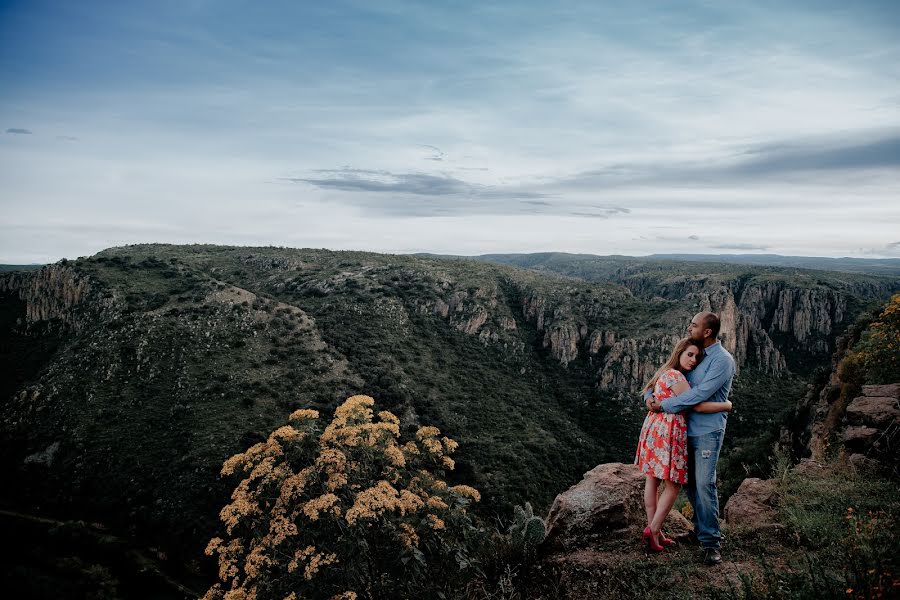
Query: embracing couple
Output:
[[634, 311, 736, 566]]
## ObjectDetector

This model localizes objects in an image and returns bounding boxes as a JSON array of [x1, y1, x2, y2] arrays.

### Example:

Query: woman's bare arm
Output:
[[694, 400, 732, 413], [669, 378, 732, 413]]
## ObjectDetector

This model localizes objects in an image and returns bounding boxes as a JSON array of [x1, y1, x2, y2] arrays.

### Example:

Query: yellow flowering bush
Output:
[[201, 395, 482, 600]]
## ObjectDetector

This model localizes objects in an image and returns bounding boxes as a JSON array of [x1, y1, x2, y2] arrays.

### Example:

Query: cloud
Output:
[[709, 243, 770, 251], [283, 168, 643, 219], [287, 168, 549, 200], [887, 241, 900, 249], [569, 212, 612, 219], [559, 131, 900, 190], [56, 135, 79, 142], [688, 235, 700, 240], [591, 205, 630, 214], [6, 128, 32, 134], [288, 169, 471, 196], [419, 145, 444, 161]]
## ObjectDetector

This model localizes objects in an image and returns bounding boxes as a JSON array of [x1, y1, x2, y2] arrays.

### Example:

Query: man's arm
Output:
[[660, 356, 734, 413]]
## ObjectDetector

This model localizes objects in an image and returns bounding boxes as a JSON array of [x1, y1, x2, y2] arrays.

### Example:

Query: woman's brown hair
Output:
[[642, 337, 705, 393]]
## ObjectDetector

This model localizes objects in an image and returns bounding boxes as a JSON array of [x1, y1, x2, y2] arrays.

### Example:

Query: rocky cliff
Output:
[[0, 264, 119, 333]]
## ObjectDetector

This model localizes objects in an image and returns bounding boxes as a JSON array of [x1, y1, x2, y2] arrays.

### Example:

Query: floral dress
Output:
[[634, 368, 688, 484]]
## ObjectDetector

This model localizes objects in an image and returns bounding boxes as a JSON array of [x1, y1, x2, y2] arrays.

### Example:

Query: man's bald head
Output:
[[688, 311, 721, 346]]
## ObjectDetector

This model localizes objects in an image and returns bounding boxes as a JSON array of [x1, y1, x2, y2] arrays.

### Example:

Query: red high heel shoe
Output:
[[642, 527, 665, 552], [658, 532, 677, 547]]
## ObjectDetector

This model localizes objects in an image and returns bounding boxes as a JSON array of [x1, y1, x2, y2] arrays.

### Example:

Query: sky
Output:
[[1, 0, 899, 264]]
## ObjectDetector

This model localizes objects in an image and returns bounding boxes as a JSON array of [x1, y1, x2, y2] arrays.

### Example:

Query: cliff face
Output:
[[783, 293, 900, 474], [0, 265, 118, 332], [498, 275, 891, 392]]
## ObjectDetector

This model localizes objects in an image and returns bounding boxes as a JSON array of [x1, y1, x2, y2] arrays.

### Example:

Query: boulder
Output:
[[846, 396, 900, 428], [861, 383, 900, 399], [724, 478, 780, 530], [842, 425, 880, 451], [793, 458, 827, 477], [543, 462, 692, 552]]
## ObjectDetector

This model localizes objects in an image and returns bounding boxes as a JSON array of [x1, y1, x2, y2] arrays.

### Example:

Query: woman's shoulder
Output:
[[661, 368, 686, 385]]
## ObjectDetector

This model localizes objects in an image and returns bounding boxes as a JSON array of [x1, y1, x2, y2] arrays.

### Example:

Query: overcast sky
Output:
[[2, 0, 899, 264]]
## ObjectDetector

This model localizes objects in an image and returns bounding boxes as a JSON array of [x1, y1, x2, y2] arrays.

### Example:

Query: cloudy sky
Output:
[[2, 0, 899, 263]]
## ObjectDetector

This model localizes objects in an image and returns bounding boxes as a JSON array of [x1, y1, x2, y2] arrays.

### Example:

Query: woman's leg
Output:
[[650, 480, 681, 536], [644, 476, 660, 527]]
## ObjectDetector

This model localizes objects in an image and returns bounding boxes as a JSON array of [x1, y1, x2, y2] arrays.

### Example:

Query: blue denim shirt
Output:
[[659, 341, 736, 437]]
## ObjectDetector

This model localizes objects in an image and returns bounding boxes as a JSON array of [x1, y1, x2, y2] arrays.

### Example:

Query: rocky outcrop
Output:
[[0, 264, 117, 332], [846, 390, 900, 428], [724, 477, 780, 531], [807, 382, 900, 461], [542, 322, 582, 366], [633, 275, 890, 376], [595, 335, 680, 392], [543, 462, 692, 552]]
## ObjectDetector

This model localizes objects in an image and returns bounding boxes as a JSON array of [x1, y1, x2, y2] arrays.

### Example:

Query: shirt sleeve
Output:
[[661, 355, 735, 413]]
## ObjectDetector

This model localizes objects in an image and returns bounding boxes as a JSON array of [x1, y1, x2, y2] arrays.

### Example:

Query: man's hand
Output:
[[645, 394, 661, 412]]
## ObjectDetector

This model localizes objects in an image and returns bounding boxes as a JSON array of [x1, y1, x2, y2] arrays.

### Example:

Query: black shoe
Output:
[[703, 548, 722, 566]]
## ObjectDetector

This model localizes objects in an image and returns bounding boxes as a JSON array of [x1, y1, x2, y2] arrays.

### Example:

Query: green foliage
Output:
[[845, 293, 900, 384], [714, 462, 900, 600]]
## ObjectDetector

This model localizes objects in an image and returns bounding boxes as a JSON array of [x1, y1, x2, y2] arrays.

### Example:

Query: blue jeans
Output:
[[686, 430, 724, 549]]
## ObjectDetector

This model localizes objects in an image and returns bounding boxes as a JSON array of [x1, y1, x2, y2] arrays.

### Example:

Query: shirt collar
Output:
[[705, 340, 722, 354]]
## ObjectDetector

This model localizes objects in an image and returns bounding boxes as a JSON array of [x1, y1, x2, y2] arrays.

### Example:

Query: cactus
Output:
[[509, 502, 546, 549]]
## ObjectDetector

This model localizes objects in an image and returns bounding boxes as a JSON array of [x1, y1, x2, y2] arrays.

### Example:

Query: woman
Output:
[[634, 337, 732, 551]]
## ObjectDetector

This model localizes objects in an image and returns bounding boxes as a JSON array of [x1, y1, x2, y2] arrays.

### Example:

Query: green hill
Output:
[[1, 244, 896, 577]]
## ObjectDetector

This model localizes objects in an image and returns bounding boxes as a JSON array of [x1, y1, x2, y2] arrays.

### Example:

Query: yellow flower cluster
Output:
[[289, 408, 320, 421], [304, 550, 339, 581], [316, 447, 349, 491], [425, 514, 445, 530], [244, 543, 273, 579], [269, 425, 304, 443], [398, 523, 420, 548], [268, 514, 298, 546], [302, 493, 341, 521], [449, 485, 482, 503], [287, 545, 316, 574], [204, 394, 481, 599], [220, 438, 284, 477], [345, 480, 424, 525], [426, 496, 449, 511]]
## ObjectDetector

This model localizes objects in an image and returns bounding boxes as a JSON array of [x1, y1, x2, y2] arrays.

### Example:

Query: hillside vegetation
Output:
[[0, 245, 897, 597]]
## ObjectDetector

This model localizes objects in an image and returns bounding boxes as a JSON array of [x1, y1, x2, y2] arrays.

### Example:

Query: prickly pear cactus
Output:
[[509, 502, 546, 549]]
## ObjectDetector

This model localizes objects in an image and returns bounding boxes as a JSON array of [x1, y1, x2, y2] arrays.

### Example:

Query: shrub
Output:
[[202, 395, 482, 600], [848, 293, 900, 384]]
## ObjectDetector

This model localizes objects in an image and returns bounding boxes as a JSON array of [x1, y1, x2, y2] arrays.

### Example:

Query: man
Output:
[[645, 311, 735, 565]]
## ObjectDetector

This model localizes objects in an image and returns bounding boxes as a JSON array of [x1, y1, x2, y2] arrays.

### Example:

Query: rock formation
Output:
[[543, 462, 692, 552]]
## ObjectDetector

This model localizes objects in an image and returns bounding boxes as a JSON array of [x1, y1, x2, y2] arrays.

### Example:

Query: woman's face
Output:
[[679, 345, 701, 371]]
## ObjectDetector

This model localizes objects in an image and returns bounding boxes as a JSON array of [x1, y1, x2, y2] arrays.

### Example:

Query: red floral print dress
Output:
[[634, 368, 689, 484]]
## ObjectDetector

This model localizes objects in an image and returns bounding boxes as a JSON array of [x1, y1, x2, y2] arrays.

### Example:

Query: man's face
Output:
[[687, 313, 707, 343]]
